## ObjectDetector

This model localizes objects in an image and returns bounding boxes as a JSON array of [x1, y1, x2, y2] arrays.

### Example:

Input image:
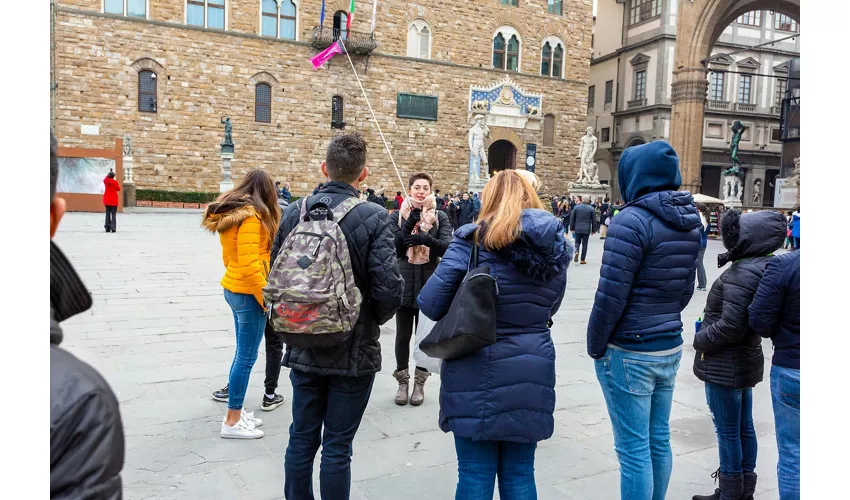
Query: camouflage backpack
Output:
[[263, 196, 364, 348]]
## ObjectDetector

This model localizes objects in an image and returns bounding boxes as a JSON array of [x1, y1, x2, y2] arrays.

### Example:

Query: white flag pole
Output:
[[370, 0, 378, 33]]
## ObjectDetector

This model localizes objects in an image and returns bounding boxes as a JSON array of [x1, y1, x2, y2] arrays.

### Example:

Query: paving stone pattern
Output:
[[56, 211, 781, 499]]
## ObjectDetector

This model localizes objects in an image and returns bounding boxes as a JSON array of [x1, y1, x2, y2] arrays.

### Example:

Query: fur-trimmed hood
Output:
[[201, 201, 258, 234]]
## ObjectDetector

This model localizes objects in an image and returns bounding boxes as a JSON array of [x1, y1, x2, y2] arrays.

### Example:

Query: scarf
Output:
[[399, 194, 438, 265]]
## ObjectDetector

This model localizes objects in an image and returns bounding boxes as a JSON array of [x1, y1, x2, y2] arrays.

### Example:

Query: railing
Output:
[[707, 100, 731, 111], [310, 26, 377, 55], [735, 102, 757, 112], [770, 105, 782, 115], [627, 98, 647, 109]]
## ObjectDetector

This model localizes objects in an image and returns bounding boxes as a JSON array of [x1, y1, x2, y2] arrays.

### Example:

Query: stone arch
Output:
[[249, 71, 279, 86], [486, 127, 522, 152], [670, 0, 800, 192], [402, 7, 438, 36], [325, 0, 349, 19], [485, 12, 529, 36], [130, 57, 165, 74]]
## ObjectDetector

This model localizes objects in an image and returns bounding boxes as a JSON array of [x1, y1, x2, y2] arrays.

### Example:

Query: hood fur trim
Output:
[[201, 205, 257, 233], [503, 236, 573, 281]]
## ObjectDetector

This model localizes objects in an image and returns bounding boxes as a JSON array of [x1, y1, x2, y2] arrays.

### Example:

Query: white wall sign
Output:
[[81, 124, 100, 136]]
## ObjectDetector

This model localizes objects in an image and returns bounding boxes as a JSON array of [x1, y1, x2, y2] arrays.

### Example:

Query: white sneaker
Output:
[[241, 409, 263, 427], [221, 418, 264, 439]]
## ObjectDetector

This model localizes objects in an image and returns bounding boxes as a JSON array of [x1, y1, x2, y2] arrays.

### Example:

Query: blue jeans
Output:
[[771, 365, 800, 500], [223, 289, 266, 410], [284, 369, 375, 500], [594, 347, 682, 500], [704, 382, 757, 476], [454, 436, 537, 500]]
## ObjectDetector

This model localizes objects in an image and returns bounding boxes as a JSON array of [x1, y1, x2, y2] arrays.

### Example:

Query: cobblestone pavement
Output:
[[56, 211, 781, 499]]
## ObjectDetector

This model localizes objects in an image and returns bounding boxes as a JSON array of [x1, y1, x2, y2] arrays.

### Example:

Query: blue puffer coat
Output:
[[587, 141, 702, 358], [418, 209, 571, 443]]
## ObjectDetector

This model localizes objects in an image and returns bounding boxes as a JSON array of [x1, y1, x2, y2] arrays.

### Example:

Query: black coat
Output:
[[446, 202, 459, 228], [693, 211, 787, 389], [392, 210, 453, 308], [51, 242, 125, 499], [457, 199, 476, 226], [272, 182, 404, 377], [569, 203, 595, 234]]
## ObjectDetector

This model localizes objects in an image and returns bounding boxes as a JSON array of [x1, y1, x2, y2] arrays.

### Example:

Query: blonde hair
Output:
[[475, 170, 545, 251]]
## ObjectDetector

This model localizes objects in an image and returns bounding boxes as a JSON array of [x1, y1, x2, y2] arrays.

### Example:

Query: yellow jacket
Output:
[[202, 204, 271, 308]]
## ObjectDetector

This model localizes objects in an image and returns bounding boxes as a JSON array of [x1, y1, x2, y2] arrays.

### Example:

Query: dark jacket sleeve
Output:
[[694, 265, 760, 354], [271, 202, 300, 264], [549, 234, 572, 319], [569, 209, 576, 232], [430, 211, 454, 258], [51, 389, 124, 500], [417, 239, 471, 321], [748, 258, 785, 339], [682, 264, 696, 310], [368, 211, 404, 325], [586, 211, 648, 358]]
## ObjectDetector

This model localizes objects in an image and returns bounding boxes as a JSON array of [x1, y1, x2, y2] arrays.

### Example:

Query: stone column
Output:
[[122, 153, 136, 207], [670, 71, 708, 194], [220, 150, 234, 193]]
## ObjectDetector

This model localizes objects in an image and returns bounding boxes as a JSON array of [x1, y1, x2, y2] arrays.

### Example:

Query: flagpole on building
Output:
[[370, 0, 377, 33]]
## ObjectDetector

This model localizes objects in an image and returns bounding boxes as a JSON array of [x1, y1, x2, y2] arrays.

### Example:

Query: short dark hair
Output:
[[408, 172, 433, 189], [325, 133, 367, 184], [50, 134, 58, 202]]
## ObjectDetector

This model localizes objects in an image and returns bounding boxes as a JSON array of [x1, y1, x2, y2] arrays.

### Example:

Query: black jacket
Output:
[[569, 203, 595, 234], [446, 202, 459, 228], [51, 242, 125, 499], [693, 211, 787, 388], [392, 210, 453, 308], [457, 199, 476, 226], [271, 182, 404, 377]]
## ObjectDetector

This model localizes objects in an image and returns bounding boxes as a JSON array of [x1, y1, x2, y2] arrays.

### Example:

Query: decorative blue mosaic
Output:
[[470, 86, 541, 114]]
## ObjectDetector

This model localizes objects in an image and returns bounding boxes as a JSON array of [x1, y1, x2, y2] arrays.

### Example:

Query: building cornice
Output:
[[55, 7, 588, 87]]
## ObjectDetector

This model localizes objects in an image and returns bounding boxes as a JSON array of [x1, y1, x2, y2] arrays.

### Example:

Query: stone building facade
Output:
[[52, 0, 593, 197]]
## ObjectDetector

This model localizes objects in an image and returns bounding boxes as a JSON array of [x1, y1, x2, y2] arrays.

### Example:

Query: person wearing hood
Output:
[[587, 141, 701, 500], [692, 210, 787, 500], [391, 173, 453, 406], [418, 170, 571, 499], [50, 134, 125, 498], [202, 169, 281, 439]]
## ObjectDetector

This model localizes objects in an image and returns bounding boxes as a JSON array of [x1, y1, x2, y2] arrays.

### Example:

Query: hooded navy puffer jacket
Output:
[[587, 141, 702, 358], [418, 209, 571, 443]]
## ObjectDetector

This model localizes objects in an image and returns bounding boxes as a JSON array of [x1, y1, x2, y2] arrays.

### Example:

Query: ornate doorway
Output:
[[488, 140, 516, 175]]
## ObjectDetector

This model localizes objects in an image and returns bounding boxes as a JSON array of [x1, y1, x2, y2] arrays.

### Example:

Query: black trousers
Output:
[[575, 232, 590, 261], [104, 205, 117, 231], [395, 306, 422, 372], [263, 322, 284, 394]]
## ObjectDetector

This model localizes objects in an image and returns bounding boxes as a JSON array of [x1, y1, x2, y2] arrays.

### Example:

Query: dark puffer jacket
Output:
[[392, 210, 453, 308], [749, 250, 800, 370], [51, 242, 125, 499], [271, 182, 404, 377], [569, 202, 595, 234], [693, 210, 787, 388], [457, 199, 476, 225], [418, 210, 572, 443], [587, 141, 702, 358]]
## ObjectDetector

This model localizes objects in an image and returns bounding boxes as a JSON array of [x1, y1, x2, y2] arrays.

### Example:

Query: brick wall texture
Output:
[[54, 0, 593, 197]]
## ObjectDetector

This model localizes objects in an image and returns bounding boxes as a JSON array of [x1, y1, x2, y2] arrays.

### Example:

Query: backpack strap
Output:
[[330, 197, 365, 222], [298, 197, 310, 222]]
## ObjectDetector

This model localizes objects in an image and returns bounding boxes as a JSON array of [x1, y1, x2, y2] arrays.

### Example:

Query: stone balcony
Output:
[[707, 100, 731, 111], [627, 98, 647, 109], [310, 26, 377, 55], [770, 105, 782, 115], [735, 102, 757, 112]]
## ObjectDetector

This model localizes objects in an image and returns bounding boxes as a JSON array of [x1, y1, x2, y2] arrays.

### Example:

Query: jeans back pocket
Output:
[[779, 372, 800, 410]]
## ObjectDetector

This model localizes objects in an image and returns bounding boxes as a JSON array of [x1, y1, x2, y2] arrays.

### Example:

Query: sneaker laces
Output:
[[241, 409, 260, 426]]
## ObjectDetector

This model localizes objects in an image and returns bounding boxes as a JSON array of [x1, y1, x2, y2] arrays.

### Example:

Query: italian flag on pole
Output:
[[346, 0, 355, 31]]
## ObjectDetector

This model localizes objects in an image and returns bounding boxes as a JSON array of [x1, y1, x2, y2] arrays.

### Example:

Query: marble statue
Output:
[[752, 179, 762, 205], [497, 86, 516, 105], [221, 116, 234, 147], [471, 99, 489, 111], [468, 115, 490, 181], [577, 127, 598, 179], [722, 165, 744, 206], [569, 128, 606, 196], [527, 104, 540, 116], [730, 120, 745, 167], [122, 134, 132, 156]]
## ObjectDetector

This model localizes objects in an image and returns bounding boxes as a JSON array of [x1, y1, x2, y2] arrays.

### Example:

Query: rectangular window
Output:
[[548, 0, 563, 15], [601, 127, 611, 143], [187, 0, 205, 26], [604, 80, 613, 105], [104, 0, 123, 14], [255, 84, 271, 123], [332, 96, 345, 129], [634, 70, 646, 100], [629, 0, 662, 26], [138, 71, 157, 113], [397, 93, 438, 121], [737, 74, 752, 104], [208, 0, 225, 29], [736, 11, 761, 26], [127, 0, 146, 18], [710, 72, 725, 101], [262, 0, 278, 37], [774, 14, 797, 32], [501, 0, 519, 6], [775, 78, 787, 107], [587, 85, 596, 111], [771, 128, 781, 142]]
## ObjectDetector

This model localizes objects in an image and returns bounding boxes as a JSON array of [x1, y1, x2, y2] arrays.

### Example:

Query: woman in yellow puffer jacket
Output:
[[202, 169, 280, 439]]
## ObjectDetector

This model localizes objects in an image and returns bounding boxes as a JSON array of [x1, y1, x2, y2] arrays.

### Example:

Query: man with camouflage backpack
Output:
[[269, 133, 403, 500]]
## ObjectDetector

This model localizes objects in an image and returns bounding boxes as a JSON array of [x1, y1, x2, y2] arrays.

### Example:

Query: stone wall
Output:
[[54, 0, 592, 196]]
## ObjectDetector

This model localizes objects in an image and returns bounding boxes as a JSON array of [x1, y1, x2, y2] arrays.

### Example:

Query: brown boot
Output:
[[410, 368, 430, 406], [393, 369, 410, 405]]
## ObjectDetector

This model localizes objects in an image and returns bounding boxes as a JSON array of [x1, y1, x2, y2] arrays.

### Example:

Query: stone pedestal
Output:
[[122, 154, 136, 207], [567, 183, 608, 202], [722, 174, 743, 208], [220, 151, 234, 193]]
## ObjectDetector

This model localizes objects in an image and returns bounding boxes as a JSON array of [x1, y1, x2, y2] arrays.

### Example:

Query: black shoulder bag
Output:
[[420, 241, 498, 360]]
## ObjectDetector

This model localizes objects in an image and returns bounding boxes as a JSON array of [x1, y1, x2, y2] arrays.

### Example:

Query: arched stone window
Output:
[[493, 26, 521, 72], [540, 36, 565, 78], [261, 0, 298, 40], [407, 19, 432, 59], [138, 70, 157, 113], [333, 11, 348, 40]]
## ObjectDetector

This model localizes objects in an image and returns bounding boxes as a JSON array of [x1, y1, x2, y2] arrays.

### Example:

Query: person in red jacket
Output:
[[103, 170, 121, 232]]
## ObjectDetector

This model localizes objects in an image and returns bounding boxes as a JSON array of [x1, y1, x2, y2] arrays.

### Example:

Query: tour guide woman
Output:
[[418, 170, 572, 499], [202, 169, 280, 439]]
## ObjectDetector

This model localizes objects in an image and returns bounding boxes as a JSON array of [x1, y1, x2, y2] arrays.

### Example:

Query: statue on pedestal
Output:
[[468, 115, 490, 182], [730, 120, 746, 167], [722, 165, 744, 206], [752, 179, 762, 205], [221, 116, 234, 154], [570, 127, 603, 189]]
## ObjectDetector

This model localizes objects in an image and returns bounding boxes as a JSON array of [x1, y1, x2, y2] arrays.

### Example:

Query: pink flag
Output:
[[309, 41, 344, 70]]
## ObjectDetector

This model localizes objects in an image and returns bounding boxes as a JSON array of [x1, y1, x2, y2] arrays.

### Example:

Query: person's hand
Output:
[[404, 233, 432, 248], [403, 209, 422, 234]]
